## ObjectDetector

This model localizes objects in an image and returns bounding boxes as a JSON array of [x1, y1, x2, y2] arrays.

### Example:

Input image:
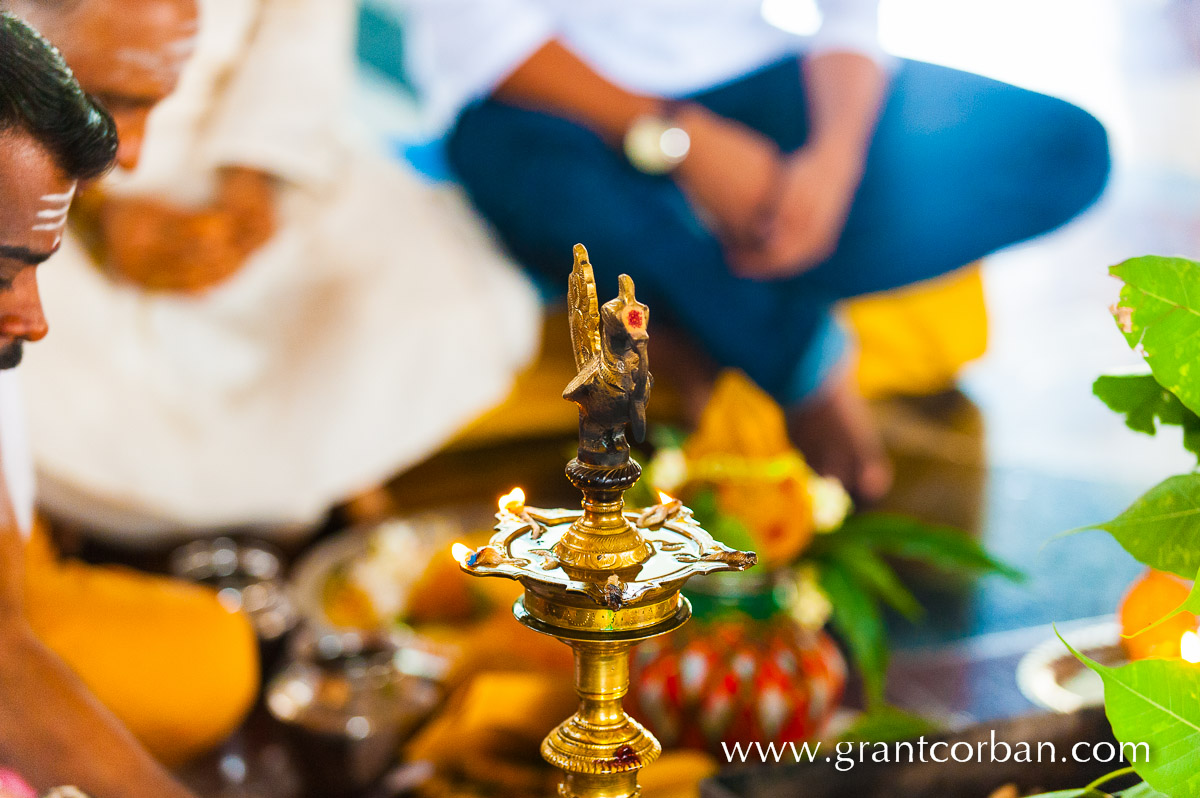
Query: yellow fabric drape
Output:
[[844, 263, 988, 400], [23, 524, 260, 767]]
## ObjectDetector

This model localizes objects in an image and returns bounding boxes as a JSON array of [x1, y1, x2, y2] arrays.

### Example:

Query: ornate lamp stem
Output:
[[545, 640, 653, 798]]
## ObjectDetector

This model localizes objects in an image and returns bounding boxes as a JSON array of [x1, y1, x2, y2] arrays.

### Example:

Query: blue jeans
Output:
[[448, 58, 1110, 404]]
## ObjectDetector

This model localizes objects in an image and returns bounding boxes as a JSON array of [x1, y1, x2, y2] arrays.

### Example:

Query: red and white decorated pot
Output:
[[628, 572, 846, 756]]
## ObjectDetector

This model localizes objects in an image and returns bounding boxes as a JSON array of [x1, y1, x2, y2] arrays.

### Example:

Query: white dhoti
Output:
[[20, 0, 541, 543]]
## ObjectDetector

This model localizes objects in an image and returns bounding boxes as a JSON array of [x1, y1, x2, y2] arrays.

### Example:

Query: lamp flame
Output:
[[1183, 630, 1200, 664], [451, 542, 473, 565], [498, 487, 526, 513], [638, 490, 683, 530]]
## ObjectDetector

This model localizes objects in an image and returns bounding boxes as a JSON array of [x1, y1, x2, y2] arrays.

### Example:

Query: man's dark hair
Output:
[[0, 11, 117, 179]]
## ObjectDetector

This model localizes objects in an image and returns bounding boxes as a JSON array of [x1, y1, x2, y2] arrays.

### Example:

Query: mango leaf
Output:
[[819, 558, 887, 707], [819, 512, 1023, 582], [649, 424, 689, 451], [837, 705, 937, 743], [1064, 636, 1200, 797], [1118, 783, 1169, 797], [1093, 374, 1200, 462], [1082, 474, 1200, 579], [686, 487, 758, 553], [816, 544, 923, 622], [1110, 256, 1200, 417]]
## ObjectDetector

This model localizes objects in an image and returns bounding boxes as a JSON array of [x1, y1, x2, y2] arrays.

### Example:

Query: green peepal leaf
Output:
[[1110, 256, 1200, 417], [1062, 635, 1200, 797], [1083, 474, 1200, 579], [1093, 374, 1200, 462], [1017, 767, 1143, 798]]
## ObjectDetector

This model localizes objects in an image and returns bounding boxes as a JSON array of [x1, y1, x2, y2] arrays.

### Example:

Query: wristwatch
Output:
[[623, 111, 691, 175]]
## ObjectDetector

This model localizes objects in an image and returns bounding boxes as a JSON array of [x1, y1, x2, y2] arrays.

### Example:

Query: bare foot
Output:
[[786, 367, 893, 504]]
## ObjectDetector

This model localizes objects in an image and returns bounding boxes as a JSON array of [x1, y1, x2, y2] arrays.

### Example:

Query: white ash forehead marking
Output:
[[37, 203, 71, 219], [31, 186, 75, 233]]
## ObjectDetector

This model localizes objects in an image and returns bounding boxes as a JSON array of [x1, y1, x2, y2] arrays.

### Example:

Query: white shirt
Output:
[[0, 371, 35, 538], [402, 0, 886, 131]]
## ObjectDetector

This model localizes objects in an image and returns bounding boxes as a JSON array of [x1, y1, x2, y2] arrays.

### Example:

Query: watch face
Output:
[[658, 127, 691, 161], [625, 116, 690, 175]]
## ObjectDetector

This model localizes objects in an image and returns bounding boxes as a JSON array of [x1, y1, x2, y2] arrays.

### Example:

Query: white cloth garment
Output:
[[0, 371, 35, 538], [402, 0, 887, 131], [21, 0, 541, 543]]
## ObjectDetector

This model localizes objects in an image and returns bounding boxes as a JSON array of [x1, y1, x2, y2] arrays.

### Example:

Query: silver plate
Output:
[[289, 505, 494, 631], [1015, 620, 1126, 713]]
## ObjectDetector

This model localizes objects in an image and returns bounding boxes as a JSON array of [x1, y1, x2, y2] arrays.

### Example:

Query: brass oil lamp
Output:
[[454, 244, 756, 798]]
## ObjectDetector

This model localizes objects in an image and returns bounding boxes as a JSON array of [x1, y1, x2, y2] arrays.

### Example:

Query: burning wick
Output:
[[498, 486, 544, 539], [452, 541, 504, 569], [1182, 630, 1200, 664], [637, 491, 684, 529], [498, 487, 525, 514]]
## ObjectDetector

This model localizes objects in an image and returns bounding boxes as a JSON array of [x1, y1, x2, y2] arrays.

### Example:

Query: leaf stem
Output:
[[1082, 766, 1138, 794]]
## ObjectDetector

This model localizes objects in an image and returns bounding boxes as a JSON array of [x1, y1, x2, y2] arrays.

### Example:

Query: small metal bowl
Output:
[[171, 537, 299, 643], [266, 627, 442, 798]]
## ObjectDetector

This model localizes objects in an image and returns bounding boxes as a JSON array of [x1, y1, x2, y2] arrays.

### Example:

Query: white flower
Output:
[[787, 564, 833, 630], [647, 448, 688, 492], [810, 474, 852, 532], [349, 521, 426, 620]]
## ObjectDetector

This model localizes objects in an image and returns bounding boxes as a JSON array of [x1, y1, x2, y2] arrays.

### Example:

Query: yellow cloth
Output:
[[406, 671, 717, 798], [22, 526, 260, 766], [843, 263, 988, 400]]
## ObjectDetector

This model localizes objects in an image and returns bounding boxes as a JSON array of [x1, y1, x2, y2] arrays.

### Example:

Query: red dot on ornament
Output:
[[628, 310, 644, 328]]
